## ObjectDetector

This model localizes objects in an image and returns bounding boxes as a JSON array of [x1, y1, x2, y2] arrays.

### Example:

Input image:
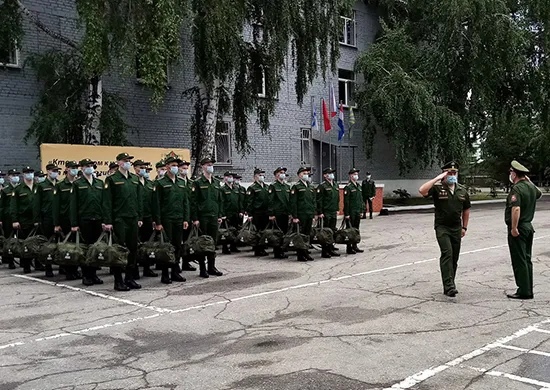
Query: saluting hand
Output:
[[436, 172, 448, 181]]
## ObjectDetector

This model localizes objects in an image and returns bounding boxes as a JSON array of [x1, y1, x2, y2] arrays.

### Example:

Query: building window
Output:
[[340, 12, 356, 47], [256, 70, 267, 98], [338, 69, 355, 107], [300, 127, 311, 165], [0, 40, 20, 68], [215, 121, 232, 165]]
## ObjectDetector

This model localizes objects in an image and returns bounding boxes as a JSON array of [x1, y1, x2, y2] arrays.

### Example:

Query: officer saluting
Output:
[[419, 161, 471, 297], [343, 168, 365, 255], [316, 167, 340, 258], [505, 160, 542, 300]]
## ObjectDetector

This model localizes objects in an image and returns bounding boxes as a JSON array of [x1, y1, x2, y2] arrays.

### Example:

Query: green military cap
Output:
[[223, 171, 234, 177], [132, 159, 150, 167], [323, 167, 335, 174], [79, 158, 95, 167], [36, 170, 46, 177], [511, 160, 529, 173], [66, 160, 80, 168], [7, 168, 20, 175], [348, 168, 360, 174], [22, 166, 34, 173], [200, 157, 215, 165], [46, 163, 59, 171], [254, 168, 265, 175], [109, 162, 118, 170], [116, 152, 134, 161], [164, 156, 182, 165], [178, 160, 190, 167], [155, 160, 165, 169], [297, 166, 309, 174], [273, 166, 287, 175], [234, 173, 242, 179], [441, 161, 459, 172]]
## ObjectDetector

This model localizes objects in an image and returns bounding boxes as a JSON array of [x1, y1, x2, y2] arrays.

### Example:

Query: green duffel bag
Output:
[[138, 230, 176, 265], [236, 220, 259, 246], [185, 226, 216, 256], [38, 234, 63, 265], [85, 231, 129, 267], [310, 219, 334, 246], [282, 223, 310, 252], [4, 231, 22, 259], [55, 231, 87, 266], [21, 228, 48, 260], [334, 220, 361, 245], [260, 220, 284, 248], [217, 220, 237, 245]]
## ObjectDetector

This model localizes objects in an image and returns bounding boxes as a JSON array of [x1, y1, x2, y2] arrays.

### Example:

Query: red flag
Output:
[[322, 98, 332, 132]]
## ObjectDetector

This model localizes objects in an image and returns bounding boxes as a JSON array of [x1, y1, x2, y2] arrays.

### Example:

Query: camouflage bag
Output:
[[4, 231, 22, 259], [236, 220, 259, 246], [310, 219, 334, 246], [334, 220, 361, 245], [184, 226, 216, 256], [21, 228, 48, 260], [86, 232, 129, 267], [259, 220, 284, 248], [282, 223, 310, 252], [138, 230, 176, 265], [217, 220, 237, 245], [38, 234, 63, 265], [54, 231, 87, 266]]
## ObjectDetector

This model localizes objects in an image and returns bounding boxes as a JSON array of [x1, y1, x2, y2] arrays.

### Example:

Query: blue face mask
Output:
[[37, 176, 46, 183], [10, 176, 20, 184], [0, 178, 4, 185], [24, 173, 34, 181], [170, 166, 179, 175], [143, 172, 150, 180], [447, 175, 458, 184], [69, 168, 79, 176], [206, 165, 214, 174], [49, 172, 59, 180], [83, 167, 94, 176], [138, 169, 147, 177], [122, 162, 132, 171]]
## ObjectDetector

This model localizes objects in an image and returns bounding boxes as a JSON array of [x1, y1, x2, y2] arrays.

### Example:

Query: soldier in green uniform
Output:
[[35, 171, 46, 184], [316, 167, 341, 258], [70, 158, 104, 286], [191, 157, 224, 278], [234, 174, 246, 229], [505, 160, 542, 300], [133, 160, 158, 279], [11, 167, 37, 273], [153, 156, 189, 284], [246, 168, 270, 257], [343, 168, 365, 255], [107, 162, 118, 177], [177, 159, 197, 271], [419, 161, 471, 297], [1, 169, 20, 269], [33, 163, 60, 277], [156, 161, 167, 180], [268, 167, 291, 259], [221, 171, 240, 254], [290, 167, 316, 262], [103, 152, 143, 291], [361, 172, 376, 220]]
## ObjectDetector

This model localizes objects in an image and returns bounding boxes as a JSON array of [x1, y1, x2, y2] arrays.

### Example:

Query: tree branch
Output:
[[17, 0, 79, 49]]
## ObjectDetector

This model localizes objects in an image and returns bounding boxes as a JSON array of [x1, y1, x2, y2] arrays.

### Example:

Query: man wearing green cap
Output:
[[191, 157, 224, 278], [268, 167, 290, 259], [103, 152, 143, 291], [1, 169, 20, 269], [247, 168, 270, 257], [343, 168, 365, 255], [153, 156, 190, 284], [361, 172, 376, 219], [505, 160, 542, 300], [221, 171, 240, 254], [70, 158, 104, 286], [419, 161, 471, 297], [156, 161, 167, 180], [290, 166, 316, 261], [11, 167, 37, 273], [317, 167, 341, 258]]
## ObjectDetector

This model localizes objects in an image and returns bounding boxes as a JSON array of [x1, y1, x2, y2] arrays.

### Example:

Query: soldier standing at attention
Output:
[[234, 174, 246, 229], [221, 171, 240, 254], [343, 168, 365, 255], [290, 167, 316, 262], [361, 172, 376, 219], [316, 168, 341, 258], [33, 163, 60, 277], [153, 156, 189, 284], [70, 158, 104, 286], [156, 161, 167, 180], [11, 167, 37, 273], [505, 160, 542, 300], [1, 169, 20, 269], [246, 168, 270, 257], [419, 161, 471, 297], [107, 162, 118, 177], [133, 160, 158, 279], [178, 160, 197, 271], [191, 157, 224, 278], [268, 167, 290, 259], [103, 153, 143, 291]]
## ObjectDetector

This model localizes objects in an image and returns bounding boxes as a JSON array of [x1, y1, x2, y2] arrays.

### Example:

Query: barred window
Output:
[[300, 127, 311, 165], [215, 121, 232, 165]]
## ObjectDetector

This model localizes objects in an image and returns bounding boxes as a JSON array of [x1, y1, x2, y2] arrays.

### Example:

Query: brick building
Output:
[[0, 0, 435, 195]]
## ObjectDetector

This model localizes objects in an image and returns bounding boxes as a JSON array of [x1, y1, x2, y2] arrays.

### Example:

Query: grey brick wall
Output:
[[0, 0, 434, 187]]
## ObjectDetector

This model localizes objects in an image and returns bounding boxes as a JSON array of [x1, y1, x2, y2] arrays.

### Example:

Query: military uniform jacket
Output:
[[268, 180, 290, 216], [235, 184, 246, 213], [426, 183, 471, 228], [70, 176, 104, 227], [343, 181, 363, 216], [191, 175, 224, 221], [505, 180, 542, 228], [222, 183, 240, 217], [317, 180, 340, 215], [290, 180, 316, 219], [10, 182, 35, 225], [103, 170, 143, 224], [140, 178, 155, 219], [246, 181, 270, 215], [361, 180, 376, 201], [34, 179, 57, 223], [53, 178, 76, 226], [1, 184, 17, 224], [153, 175, 190, 224]]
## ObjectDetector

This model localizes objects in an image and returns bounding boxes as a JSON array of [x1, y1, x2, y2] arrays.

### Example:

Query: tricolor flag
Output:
[[337, 103, 345, 141], [329, 82, 337, 117], [311, 105, 318, 132], [322, 99, 332, 132]]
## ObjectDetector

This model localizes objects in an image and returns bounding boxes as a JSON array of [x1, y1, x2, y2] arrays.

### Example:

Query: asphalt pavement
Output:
[[1, 202, 549, 389]]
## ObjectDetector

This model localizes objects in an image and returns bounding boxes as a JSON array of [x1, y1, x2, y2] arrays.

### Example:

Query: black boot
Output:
[[222, 245, 231, 255], [199, 259, 209, 278], [297, 251, 308, 262], [354, 245, 364, 253], [207, 256, 223, 276], [161, 268, 172, 284], [171, 266, 186, 282], [181, 261, 197, 271], [329, 249, 340, 257], [89, 268, 103, 285], [346, 245, 356, 255], [114, 271, 129, 291], [143, 265, 158, 277], [58, 266, 66, 275], [8, 260, 16, 270], [45, 264, 54, 277], [34, 259, 45, 271], [321, 247, 332, 259], [22, 259, 32, 274], [361, 213, 367, 219], [369, 213, 373, 220]]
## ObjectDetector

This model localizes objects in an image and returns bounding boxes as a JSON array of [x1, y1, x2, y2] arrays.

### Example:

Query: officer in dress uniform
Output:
[[1, 169, 20, 269], [290, 167, 316, 262], [103, 153, 143, 291], [343, 168, 365, 255], [268, 167, 290, 259], [361, 172, 376, 219], [316, 167, 341, 258], [191, 157, 224, 278], [11, 167, 37, 273], [419, 161, 471, 297], [246, 168, 270, 257], [505, 160, 542, 300], [221, 171, 240, 254], [177, 159, 197, 271], [70, 158, 104, 286]]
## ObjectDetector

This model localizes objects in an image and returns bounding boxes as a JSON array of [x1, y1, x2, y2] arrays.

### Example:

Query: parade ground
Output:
[[1, 201, 550, 390]]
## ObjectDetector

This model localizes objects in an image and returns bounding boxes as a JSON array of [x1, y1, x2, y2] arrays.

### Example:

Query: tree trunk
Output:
[[200, 79, 220, 163], [82, 76, 102, 145]]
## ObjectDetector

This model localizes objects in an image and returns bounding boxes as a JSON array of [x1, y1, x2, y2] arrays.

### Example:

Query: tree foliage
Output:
[[0, 0, 23, 54]]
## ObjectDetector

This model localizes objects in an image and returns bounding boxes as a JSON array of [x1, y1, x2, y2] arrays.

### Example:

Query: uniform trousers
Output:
[[113, 217, 138, 281], [163, 220, 183, 274], [273, 214, 289, 257], [435, 225, 462, 292], [199, 216, 219, 268], [79, 219, 102, 279], [508, 225, 534, 296]]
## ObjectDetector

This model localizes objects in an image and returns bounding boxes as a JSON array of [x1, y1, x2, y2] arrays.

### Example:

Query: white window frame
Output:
[[257, 71, 267, 98], [0, 40, 21, 68], [214, 121, 233, 166], [338, 69, 356, 108], [300, 127, 311, 166], [340, 11, 357, 47]]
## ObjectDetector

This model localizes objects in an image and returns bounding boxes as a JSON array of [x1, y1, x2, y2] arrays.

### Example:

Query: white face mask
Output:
[[206, 165, 214, 174], [226, 177, 234, 183], [158, 169, 166, 177], [351, 174, 359, 181], [279, 173, 286, 180], [366, 175, 371, 180], [302, 174, 309, 181], [327, 173, 334, 180], [258, 175, 265, 183]]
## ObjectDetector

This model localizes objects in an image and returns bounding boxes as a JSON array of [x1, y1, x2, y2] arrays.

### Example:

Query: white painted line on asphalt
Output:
[[533, 328, 550, 335], [13, 275, 174, 314], [466, 366, 550, 388], [383, 319, 550, 389], [496, 343, 550, 357]]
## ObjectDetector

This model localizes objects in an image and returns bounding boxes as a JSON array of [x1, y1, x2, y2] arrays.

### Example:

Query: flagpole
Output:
[[309, 95, 315, 170], [319, 98, 323, 183]]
